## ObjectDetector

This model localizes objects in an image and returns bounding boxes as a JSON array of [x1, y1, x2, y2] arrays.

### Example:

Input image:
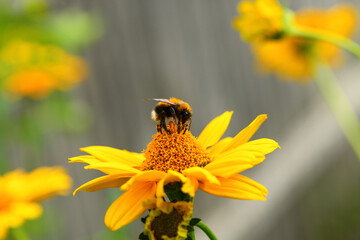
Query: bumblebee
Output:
[[147, 98, 192, 133]]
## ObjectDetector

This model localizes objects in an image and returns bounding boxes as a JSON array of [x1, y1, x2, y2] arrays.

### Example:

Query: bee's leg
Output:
[[157, 111, 169, 134], [160, 119, 170, 134], [183, 118, 192, 134], [169, 107, 178, 125], [179, 120, 188, 133], [156, 123, 162, 133], [182, 123, 188, 133]]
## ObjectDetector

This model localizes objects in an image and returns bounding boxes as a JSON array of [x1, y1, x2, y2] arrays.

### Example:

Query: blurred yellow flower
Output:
[[0, 40, 87, 99], [4, 69, 59, 99], [142, 198, 193, 240], [294, 5, 357, 64], [71, 111, 279, 231], [233, 0, 284, 41], [235, 2, 358, 81], [0, 167, 72, 239], [253, 37, 315, 80]]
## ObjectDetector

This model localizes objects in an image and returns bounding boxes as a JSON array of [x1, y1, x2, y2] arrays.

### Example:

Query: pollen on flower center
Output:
[[141, 121, 210, 172]]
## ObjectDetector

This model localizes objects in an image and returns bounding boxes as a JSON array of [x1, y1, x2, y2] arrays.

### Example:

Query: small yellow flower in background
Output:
[[70, 111, 279, 231], [142, 198, 193, 240], [234, 1, 360, 162], [4, 69, 59, 99], [233, 1, 358, 81], [253, 37, 314, 79], [0, 167, 72, 239], [0, 40, 87, 99], [294, 5, 357, 64], [253, 4, 357, 80], [233, 0, 284, 41]]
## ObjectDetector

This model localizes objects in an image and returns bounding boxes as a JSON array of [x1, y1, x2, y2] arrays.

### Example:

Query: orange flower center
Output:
[[141, 122, 210, 172], [0, 194, 11, 211]]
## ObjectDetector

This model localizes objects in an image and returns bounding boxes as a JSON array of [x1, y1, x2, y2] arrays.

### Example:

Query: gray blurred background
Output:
[[10, 0, 360, 239]]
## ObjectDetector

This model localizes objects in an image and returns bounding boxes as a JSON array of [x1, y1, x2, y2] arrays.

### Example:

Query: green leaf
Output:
[[164, 182, 191, 202], [190, 218, 201, 226], [139, 232, 149, 240], [141, 216, 148, 224]]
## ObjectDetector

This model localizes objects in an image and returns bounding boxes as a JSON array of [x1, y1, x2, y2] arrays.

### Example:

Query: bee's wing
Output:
[[143, 98, 177, 105]]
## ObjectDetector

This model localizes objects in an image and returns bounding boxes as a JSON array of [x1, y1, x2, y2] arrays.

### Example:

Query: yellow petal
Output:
[[84, 162, 141, 175], [69, 155, 106, 171], [295, 4, 357, 38], [181, 176, 199, 197], [182, 167, 220, 185], [68, 155, 100, 164], [70, 156, 141, 175], [181, 167, 220, 197], [81, 146, 144, 166], [121, 171, 166, 191], [230, 174, 267, 195], [235, 138, 280, 155], [5, 202, 43, 229], [199, 175, 266, 200], [12, 202, 43, 221], [156, 170, 188, 198], [222, 114, 268, 153], [205, 149, 264, 178], [197, 111, 233, 148], [0, 224, 7, 240], [205, 162, 255, 178], [105, 181, 156, 231], [73, 174, 134, 196], [206, 138, 279, 178], [20, 167, 72, 202], [207, 137, 233, 158]]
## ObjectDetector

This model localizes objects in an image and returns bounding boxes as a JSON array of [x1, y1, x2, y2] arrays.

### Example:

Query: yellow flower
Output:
[[251, 4, 357, 80], [142, 198, 193, 240], [0, 167, 72, 239], [233, 0, 284, 41], [4, 68, 59, 99], [71, 111, 279, 231], [0, 40, 87, 99], [294, 5, 357, 64], [253, 37, 314, 80]]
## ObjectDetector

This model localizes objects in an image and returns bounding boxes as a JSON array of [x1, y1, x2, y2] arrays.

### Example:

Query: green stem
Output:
[[195, 221, 218, 240], [314, 64, 360, 161], [0, 97, 9, 173], [283, 9, 360, 59], [0, 140, 7, 174], [291, 28, 360, 59], [188, 228, 196, 240], [188, 197, 196, 240]]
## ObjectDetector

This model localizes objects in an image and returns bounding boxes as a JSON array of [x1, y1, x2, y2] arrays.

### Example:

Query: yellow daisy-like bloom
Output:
[[142, 198, 193, 240], [233, 0, 284, 41], [252, 4, 357, 80], [0, 167, 72, 239], [70, 111, 279, 231], [0, 40, 87, 99], [4, 68, 59, 99]]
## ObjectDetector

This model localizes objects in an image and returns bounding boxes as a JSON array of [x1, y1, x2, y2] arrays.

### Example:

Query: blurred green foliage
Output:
[[0, 0, 101, 238], [0, 0, 102, 51]]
